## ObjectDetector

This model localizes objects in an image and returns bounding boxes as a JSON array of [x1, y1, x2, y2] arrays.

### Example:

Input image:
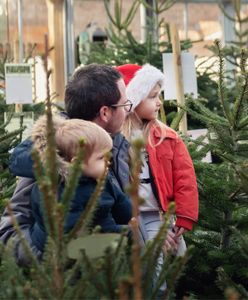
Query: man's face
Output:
[[105, 78, 128, 134]]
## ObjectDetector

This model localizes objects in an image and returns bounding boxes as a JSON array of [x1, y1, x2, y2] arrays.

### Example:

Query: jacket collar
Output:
[[151, 125, 178, 140]]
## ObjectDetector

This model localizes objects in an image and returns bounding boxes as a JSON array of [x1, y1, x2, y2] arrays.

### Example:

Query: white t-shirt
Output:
[[139, 148, 159, 211]]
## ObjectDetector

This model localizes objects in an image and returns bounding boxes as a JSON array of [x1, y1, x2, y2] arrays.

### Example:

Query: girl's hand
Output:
[[173, 226, 187, 237], [163, 229, 178, 253]]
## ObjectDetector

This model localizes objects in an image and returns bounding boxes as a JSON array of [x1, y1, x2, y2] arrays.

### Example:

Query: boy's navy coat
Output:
[[31, 175, 131, 252], [0, 113, 131, 263], [7, 117, 132, 253]]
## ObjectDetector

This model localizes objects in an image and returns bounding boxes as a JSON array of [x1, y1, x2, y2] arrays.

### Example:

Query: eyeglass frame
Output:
[[109, 99, 133, 112]]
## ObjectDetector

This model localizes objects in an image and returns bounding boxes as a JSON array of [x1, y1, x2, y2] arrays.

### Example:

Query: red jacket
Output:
[[146, 125, 199, 230]]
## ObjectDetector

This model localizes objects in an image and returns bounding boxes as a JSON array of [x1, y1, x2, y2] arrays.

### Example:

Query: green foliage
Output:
[[0, 96, 24, 210], [176, 40, 248, 298]]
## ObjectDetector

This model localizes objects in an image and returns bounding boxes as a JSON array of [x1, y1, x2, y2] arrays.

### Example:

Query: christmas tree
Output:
[[176, 40, 248, 298]]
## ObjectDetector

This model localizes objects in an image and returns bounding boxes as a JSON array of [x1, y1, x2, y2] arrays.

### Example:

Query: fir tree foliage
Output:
[[0, 94, 24, 210], [177, 40, 248, 298]]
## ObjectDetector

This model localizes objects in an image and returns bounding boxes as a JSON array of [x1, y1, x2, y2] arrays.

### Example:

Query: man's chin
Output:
[[109, 130, 121, 137]]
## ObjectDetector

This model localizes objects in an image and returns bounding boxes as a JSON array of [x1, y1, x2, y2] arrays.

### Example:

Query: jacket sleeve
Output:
[[67, 182, 124, 234], [9, 139, 34, 178], [111, 187, 132, 225], [92, 177, 132, 233], [172, 138, 199, 230], [64, 182, 96, 233], [0, 177, 42, 265]]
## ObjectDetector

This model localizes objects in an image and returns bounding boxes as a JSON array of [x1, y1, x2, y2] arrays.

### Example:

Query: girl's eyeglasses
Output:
[[110, 100, 133, 112]]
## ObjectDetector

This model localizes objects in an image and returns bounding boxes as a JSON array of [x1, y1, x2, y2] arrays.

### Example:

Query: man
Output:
[[0, 64, 132, 264]]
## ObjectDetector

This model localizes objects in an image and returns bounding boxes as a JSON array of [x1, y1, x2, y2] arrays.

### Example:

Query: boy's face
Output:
[[83, 151, 108, 179], [135, 83, 161, 121]]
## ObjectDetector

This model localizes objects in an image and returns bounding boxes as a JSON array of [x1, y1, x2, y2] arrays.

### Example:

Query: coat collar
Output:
[[151, 124, 178, 140]]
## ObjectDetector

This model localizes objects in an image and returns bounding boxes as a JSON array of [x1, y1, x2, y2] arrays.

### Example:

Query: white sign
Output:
[[162, 53, 198, 100], [187, 128, 212, 163], [5, 63, 33, 104]]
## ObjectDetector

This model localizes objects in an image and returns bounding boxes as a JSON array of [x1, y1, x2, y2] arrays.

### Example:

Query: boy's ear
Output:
[[98, 106, 112, 123]]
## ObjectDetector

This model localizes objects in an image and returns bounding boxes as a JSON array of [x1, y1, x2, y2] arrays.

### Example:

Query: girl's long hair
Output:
[[122, 112, 169, 148]]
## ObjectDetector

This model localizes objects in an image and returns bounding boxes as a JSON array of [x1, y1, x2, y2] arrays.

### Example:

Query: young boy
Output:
[[29, 115, 132, 253]]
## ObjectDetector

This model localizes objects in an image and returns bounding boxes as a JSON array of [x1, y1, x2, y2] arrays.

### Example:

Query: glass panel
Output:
[[22, 0, 48, 57], [161, 2, 221, 57]]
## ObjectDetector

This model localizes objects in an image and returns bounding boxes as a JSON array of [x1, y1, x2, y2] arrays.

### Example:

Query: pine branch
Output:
[[0, 128, 24, 144], [32, 149, 55, 236], [218, 3, 236, 23], [103, 248, 115, 299], [237, 114, 248, 129], [233, 51, 248, 129], [159, 96, 167, 124], [60, 139, 85, 215], [81, 250, 105, 295], [184, 99, 228, 128], [217, 267, 248, 299], [170, 108, 186, 131], [163, 250, 191, 299], [128, 139, 145, 300], [5, 203, 54, 297], [44, 35, 58, 199], [119, 279, 132, 300], [215, 40, 234, 126]]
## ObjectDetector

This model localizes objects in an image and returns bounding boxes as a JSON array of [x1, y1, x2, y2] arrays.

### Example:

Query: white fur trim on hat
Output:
[[126, 64, 165, 111]]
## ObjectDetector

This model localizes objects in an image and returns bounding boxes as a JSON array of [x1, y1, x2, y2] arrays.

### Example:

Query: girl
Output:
[[116, 63, 199, 290]]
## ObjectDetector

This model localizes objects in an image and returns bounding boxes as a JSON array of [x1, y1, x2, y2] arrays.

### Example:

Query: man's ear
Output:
[[98, 106, 112, 123]]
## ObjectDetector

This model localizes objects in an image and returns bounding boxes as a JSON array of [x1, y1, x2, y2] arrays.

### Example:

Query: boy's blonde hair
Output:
[[31, 115, 113, 178], [55, 118, 112, 162]]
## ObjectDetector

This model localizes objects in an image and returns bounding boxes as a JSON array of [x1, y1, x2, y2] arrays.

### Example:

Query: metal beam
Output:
[[177, 0, 248, 3], [17, 0, 23, 62], [64, 0, 75, 81]]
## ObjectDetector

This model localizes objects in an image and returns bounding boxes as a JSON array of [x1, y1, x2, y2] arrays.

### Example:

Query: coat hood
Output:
[[31, 115, 69, 179]]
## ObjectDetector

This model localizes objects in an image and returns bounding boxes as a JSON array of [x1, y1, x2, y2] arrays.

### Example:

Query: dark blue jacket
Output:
[[8, 131, 131, 251], [0, 127, 130, 263], [31, 175, 132, 252]]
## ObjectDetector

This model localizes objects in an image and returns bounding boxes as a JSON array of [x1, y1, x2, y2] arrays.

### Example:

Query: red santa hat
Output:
[[116, 63, 165, 111]]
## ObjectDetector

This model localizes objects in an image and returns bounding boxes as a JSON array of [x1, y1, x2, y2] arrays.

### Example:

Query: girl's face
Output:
[[135, 83, 161, 121]]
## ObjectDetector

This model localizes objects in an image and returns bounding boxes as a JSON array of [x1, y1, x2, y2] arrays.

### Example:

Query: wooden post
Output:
[[170, 24, 187, 134], [46, 0, 65, 102], [13, 40, 23, 113]]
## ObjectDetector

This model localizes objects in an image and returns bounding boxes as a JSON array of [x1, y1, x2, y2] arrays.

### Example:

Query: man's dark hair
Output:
[[64, 64, 122, 120]]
